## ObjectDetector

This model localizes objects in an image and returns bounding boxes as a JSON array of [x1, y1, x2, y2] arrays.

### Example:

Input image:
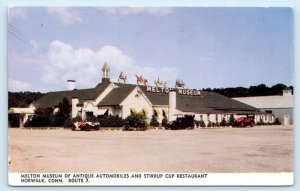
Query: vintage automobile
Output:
[[123, 117, 147, 131], [165, 115, 195, 130], [233, 115, 255, 127], [71, 120, 100, 131]]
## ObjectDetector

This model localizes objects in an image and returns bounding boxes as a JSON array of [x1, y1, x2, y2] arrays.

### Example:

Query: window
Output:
[[216, 114, 218, 122], [200, 115, 203, 121], [207, 114, 210, 120]]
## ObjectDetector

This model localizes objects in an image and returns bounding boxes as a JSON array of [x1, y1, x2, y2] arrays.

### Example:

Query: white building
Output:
[[11, 63, 270, 127], [233, 87, 293, 125]]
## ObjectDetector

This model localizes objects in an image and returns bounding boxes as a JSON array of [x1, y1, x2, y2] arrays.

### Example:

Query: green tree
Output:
[[162, 116, 168, 127], [24, 108, 53, 127], [229, 114, 235, 126], [150, 114, 159, 127], [51, 97, 71, 126], [220, 117, 227, 127]]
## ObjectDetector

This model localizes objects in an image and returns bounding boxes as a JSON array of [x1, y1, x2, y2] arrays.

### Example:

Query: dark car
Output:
[[165, 115, 195, 130]]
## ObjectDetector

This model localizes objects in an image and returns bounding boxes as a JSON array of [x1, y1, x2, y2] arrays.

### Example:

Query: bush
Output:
[[24, 108, 53, 127], [64, 117, 75, 128], [8, 114, 20, 127], [150, 114, 159, 127], [97, 114, 124, 127], [229, 114, 235, 126], [207, 120, 212, 127], [273, 118, 281, 125], [200, 120, 206, 127], [215, 122, 220, 127], [220, 117, 227, 127], [161, 116, 168, 127], [51, 98, 71, 126]]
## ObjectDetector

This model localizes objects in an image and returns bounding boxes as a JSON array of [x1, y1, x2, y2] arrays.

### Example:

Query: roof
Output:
[[175, 91, 258, 114], [102, 63, 110, 70], [34, 81, 258, 114], [233, 95, 294, 109], [98, 85, 136, 106], [34, 82, 110, 108], [114, 83, 257, 113]]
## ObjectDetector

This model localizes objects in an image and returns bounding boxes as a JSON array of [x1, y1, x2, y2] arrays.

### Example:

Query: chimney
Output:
[[67, 80, 76, 90], [71, 97, 79, 118], [169, 90, 176, 121]]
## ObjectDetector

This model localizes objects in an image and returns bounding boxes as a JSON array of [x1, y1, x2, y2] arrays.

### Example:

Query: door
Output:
[[283, 115, 290, 126]]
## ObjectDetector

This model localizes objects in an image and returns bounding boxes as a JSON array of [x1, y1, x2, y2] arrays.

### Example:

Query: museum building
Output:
[[10, 63, 274, 127]]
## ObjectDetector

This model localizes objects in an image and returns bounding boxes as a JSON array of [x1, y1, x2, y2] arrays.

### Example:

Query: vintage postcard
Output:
[[7, 7, 294, 186]]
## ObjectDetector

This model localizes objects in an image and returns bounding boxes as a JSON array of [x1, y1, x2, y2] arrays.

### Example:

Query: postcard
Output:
[[7, 6, 294, 186]]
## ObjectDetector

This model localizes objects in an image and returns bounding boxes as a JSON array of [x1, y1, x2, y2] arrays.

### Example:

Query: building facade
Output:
[[233, 88, 294, 125], [10, 63, 277, 127]]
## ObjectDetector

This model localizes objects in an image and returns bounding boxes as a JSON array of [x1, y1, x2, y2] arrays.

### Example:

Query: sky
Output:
[[7, 7, 294, 92]]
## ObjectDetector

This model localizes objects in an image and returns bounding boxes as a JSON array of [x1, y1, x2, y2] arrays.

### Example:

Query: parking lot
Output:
[[8, 126, 293, 173]]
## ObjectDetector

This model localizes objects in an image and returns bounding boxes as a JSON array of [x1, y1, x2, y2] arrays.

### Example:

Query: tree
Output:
[[162, 116, 168, 127], [220, 117, 227, 127], [24, 108, 53, 127], [229, 114, 235, 126], [150, 114, 159, 127], [51, 98, 71, 126], [8, 91, 44, 108]]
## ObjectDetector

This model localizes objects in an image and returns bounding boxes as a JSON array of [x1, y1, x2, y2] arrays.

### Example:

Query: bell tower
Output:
[[102, 62, 110, 83]]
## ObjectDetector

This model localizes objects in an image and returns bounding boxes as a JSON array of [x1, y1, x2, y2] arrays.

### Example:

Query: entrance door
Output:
[[283, 115, 290, 126]]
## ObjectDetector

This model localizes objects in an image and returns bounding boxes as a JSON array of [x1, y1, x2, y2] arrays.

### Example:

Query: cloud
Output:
[[8, 7, 28, 22], [8, 79, 32, 92], [47, 7, 82, 25], [41, 40, 179, 90], [96, 7, 173, 15]]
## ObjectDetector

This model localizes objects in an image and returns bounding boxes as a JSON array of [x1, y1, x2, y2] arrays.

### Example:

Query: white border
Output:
[[8, 173, 294, 186]]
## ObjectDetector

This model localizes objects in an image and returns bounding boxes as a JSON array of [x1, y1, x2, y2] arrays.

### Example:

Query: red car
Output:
[[233, 115, 255, 127]]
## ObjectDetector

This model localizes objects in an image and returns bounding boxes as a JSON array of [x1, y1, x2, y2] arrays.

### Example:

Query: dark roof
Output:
[[175, 91, 258, 114], [34, 81, 258, 114], [34, 82, 110, 108], [98, 85, 135, 106], [139, 86, 169, 106]]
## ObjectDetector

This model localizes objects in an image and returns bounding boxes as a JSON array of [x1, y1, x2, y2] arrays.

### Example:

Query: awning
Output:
[[142, 108, 149, 115], [98, 109, 108, 115], [130, 107, 137, 114], [8, 108, 35, 114], [153, 108, 161, 115], [162, 108, 168, 116]]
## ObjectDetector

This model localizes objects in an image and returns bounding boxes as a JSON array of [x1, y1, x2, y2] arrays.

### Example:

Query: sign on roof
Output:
[[146, 86, 201, 96]]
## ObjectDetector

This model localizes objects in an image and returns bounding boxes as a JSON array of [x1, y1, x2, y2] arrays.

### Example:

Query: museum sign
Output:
[[146, 86, 201, 96]]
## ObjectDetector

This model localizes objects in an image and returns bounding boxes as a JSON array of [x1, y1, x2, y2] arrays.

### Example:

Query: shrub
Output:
[[195, 120, 200, 127], [200, 120, 206, 127], [51, 98, 71, 126], [150, 114, 159, 127], [220, 117, 227, 127], [97, 114, 124, 127], [229, 114, 235, 126], [24, 108, 53, 127], [273, 118, 281, 125], [207, 120, 212, 127], [64, 117, 75, 128], [161, 116, 168, 127], [8, 114, 20, 127]]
